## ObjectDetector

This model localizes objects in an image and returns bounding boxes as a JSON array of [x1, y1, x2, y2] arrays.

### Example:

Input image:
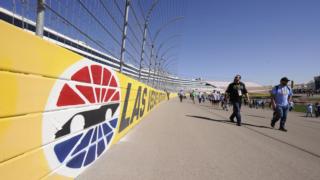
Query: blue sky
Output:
[[1, 0, 319, 85], [177, 0, 320, 85]]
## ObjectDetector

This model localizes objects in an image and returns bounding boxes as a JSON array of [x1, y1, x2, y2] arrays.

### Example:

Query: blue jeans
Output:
[[230, 101, 242, 124], [272, 105, 289, 128]]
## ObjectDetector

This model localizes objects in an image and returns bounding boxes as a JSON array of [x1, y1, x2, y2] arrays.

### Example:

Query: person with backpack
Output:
[[225, 75, 250, 126], [270, 77, 293, 132]]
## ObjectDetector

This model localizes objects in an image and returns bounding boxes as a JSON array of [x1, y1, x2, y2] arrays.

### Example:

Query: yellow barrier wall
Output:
[[0, 21, 170, 179]]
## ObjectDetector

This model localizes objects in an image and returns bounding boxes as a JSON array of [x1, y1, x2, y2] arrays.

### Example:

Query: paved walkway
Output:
[[77, 98, 320, 180]]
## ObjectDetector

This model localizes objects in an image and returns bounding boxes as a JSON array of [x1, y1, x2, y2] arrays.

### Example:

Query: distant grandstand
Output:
[[204, 81, 270, 93]]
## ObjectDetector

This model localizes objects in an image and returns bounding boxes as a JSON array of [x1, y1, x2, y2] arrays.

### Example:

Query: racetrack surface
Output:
[[77, 98, 320, 180]]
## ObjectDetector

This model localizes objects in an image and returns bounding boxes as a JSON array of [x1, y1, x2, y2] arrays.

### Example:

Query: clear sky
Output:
[[177, 0, 320, 85], [1, 0, 319, 85]]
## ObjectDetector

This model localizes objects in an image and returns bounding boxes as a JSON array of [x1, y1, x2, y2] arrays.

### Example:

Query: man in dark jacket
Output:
[[226, 75, 250, 126]]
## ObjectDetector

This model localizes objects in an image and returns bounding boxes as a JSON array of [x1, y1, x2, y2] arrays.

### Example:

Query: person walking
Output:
[[226, 75, 249, 126], [178, 89, 184, 103], [261, 100, 265, 109], [201, 93, 205, 103], [270, 77, 293, 132], [198, 92, 202, 104], [191, 90, 196, 104], [306, 104, 313, 117], [316, 103, 320, 118]]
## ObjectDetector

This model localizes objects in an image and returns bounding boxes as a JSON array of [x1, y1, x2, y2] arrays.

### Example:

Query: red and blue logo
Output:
[[42, 60, 120, 177]]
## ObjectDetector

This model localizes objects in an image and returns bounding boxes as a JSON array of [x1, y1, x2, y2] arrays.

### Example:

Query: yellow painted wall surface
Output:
[[0, 20, 172, 179]]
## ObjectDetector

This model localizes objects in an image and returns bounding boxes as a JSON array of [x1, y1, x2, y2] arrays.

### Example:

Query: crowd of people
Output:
[[306, 103, 320, 117], [178, 75, 320, 132], [249, 99, 266, 109], [293, 88, 320, 96]]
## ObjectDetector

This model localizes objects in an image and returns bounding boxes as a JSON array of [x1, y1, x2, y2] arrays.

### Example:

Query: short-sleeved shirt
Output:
[[271, 85, 293, 107], [226, 82, 248, 102]]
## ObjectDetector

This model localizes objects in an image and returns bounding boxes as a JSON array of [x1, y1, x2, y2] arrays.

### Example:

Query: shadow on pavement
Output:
[[199, 104, 227, 111], [186, 115, 273, 129], [245, 114, 267, 119]]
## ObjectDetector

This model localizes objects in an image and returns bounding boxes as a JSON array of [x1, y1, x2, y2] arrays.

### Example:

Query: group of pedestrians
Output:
[[179, 75, 297, 132], [208, 91, 222, 106], [225, 75, 293, 131], [221, 75, 295, 132], [306, 103, 320, 117], [189, 90, 205, 104], [249, 99, 266, 109]]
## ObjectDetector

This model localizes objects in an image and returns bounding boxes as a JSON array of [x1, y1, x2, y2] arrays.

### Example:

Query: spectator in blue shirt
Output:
[[271, 77, 293, 132]]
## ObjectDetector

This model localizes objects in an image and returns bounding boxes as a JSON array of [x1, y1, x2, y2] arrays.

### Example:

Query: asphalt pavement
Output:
[[77, 98, 320, 180]]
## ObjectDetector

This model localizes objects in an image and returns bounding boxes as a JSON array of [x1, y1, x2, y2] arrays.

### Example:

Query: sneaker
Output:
[[271, 120, 275, 128], [279, 127, 288, 132], [237, 123, 241, 126], [229, 117, 235, 123]]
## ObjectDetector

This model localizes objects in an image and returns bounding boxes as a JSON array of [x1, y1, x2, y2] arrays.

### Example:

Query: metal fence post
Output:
[[152, 58, 158, 87], [35, 0, 45, 37], [139, 23, 147, 79], [148, 44, 154, 83], [119, 0, 131, 72]]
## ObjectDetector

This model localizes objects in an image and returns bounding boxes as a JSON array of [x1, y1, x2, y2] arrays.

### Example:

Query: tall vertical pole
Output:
[[157, 62, 161, 88], [139, 23, 148, 79], [152, 57, 158, 86], [148, 44, 154, 83], [120, 0, 131, 72], [35, 0, 45, 37]]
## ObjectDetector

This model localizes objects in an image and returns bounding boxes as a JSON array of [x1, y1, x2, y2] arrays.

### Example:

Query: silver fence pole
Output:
[[139, 0, 158, 79], [119, 0, 131, 72], [148, 44, 154, 83], [35, 0, 45, 37], [139, 23, 147, 79], [152, 57, 158, 86]]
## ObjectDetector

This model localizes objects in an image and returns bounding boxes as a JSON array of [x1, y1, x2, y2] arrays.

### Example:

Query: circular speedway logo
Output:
[[42, 60, 120, 177]]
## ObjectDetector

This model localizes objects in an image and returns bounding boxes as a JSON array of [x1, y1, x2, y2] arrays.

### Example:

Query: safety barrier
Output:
[[0, 20, 174, 179]]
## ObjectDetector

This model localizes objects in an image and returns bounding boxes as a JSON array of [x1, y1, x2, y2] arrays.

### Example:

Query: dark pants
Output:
[[230, 101, 242, 125], [179, 95, 183, 102], [272, 105, 289, 128]]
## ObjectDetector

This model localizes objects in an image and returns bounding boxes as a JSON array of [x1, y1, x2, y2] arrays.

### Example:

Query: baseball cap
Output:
[[280, 77, 290, 82], [234, 74, 241, 79]]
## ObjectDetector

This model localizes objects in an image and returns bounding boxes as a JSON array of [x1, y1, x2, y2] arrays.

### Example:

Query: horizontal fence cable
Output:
[[77, 0, 122, 47], [43, 2, 117, 57], [98, 0, 122, 32]]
